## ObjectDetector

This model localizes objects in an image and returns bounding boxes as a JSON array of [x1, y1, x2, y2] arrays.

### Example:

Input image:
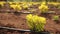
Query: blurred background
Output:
[[0, 0, 60, 2]]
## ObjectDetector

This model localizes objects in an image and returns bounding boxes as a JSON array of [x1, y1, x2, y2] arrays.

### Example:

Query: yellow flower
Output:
[[23, 5, 29, 9], [26, 14, 33, 20], [16, 5, 22, 10], [26, 14, 46, 31], [0, 1, 6, 6], [41, 1, 46, 5], [39, 17, 46, 24], [32, 15, 39, 23], [10, 5, 17, 9], [10, 4, 22, 10], [38, 2, 48, 13], [9, 2, 13, 5], [48, 2, 60, 6], [15, 2, 20, 5]]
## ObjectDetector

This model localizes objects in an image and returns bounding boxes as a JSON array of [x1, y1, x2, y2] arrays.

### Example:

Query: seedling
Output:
[[53, 15, 59, 21], [26, 14, 46, 32], [53, 15, 60, 23], [38, 1, 49, 13]]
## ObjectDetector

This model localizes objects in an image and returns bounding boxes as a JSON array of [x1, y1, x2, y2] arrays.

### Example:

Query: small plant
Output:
[[0, 1, 6, 6], [22, 4, 29, 10], [48, 2, 59, 6], [53, 15, 59, 21], [26, 14, 46, 32], [38, 1, 49, 13], [10, 3, 22, 10], [57, 5, 60, 9], [53, 15, 60, 24]]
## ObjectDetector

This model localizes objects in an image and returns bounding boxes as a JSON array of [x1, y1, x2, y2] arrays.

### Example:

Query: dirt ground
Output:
[[0, 13, 29, 29], [0, 12, 60, 34], [0, 4, 60, 34]]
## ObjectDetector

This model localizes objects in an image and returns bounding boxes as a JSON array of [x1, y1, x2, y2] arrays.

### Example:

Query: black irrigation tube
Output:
[[0, 26, 31, 34], [0, 10, 32, 34], [0, 26, 31, 32], [0, 10, 33, 14]]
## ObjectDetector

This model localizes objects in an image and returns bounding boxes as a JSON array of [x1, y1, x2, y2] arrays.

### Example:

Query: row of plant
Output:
[[0, 1, 40, 10], [25, 8, 60, 34], [25, 13, 60, 34], [23, 2, 60, 34], [0, 1, 60, 11], [25, 11, 60, 34], [0, 1, 60, 21], [0, 1, 60, 34]]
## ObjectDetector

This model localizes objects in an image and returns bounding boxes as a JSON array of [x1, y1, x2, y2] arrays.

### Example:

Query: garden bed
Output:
[[0, 11, 60, 34], [0, 2, 60, 34]]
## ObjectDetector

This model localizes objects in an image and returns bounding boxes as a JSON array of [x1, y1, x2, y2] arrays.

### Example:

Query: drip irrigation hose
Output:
[[0, 26, 31, 34], [0, 10, 33, 14]]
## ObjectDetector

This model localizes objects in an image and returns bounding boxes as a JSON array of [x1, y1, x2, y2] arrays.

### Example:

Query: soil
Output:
[[0, 3, 60, 34], [0, 13, 30, 34]]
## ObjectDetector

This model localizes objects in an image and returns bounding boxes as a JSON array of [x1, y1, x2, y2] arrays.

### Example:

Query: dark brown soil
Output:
[[0, 12, 60, 34], [0, 3, 60, 34], [0, 13, 29, 29], [0, 13, 30, 34]]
